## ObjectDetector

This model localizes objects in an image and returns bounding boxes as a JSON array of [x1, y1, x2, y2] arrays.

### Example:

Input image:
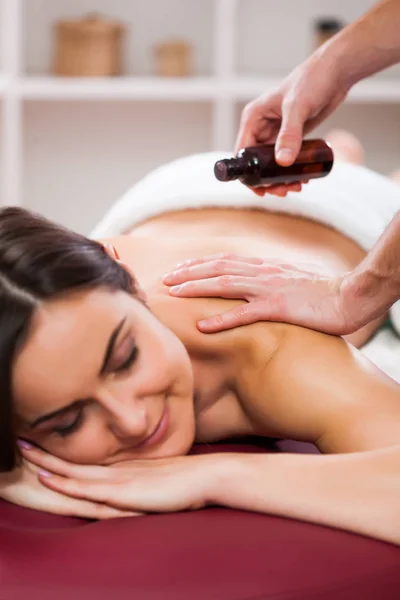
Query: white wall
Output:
[[24, 100, 212, 234]]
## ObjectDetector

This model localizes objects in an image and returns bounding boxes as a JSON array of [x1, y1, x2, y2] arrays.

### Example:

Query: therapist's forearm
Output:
[[324, 0, 400, 88], [211, 448, 400, 546], [341, 211, 400, 325]]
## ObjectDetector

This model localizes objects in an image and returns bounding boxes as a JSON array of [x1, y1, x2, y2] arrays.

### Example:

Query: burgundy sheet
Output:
[[0, 440, 399, 600]]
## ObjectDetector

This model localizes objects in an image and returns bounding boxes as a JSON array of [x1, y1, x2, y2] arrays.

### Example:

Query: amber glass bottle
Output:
[[214, 139, 334, 187]]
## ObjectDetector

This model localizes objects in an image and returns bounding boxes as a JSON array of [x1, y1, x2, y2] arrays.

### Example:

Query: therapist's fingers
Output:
[[235, 101, 267, 151], [164, 256, 311, 286], [197, 301, 275, 332], [235, 93, 284, 152], [274, 97, 307, 166], [165, 261, 260, 286], [252, 181, 303, 197], [164, 258, 268, 285], [168, 276, 263, 300]]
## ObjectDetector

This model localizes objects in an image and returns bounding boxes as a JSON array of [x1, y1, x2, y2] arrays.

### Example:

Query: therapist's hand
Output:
[[163, 254, 360, 335], [236, 50, 350, 196]]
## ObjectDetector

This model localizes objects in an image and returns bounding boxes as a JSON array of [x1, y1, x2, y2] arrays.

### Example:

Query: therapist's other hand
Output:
[[163, 254, 358, 335], [236, 50, 350, 196], [21, 444, 219, 514]]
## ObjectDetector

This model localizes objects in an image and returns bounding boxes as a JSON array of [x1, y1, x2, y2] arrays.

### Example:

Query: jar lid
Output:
[[55, 13, 124, 35], [314, 17, 344, 33]]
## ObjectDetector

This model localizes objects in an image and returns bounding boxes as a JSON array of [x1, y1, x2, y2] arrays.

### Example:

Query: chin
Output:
[[160, 424, 196, 458]]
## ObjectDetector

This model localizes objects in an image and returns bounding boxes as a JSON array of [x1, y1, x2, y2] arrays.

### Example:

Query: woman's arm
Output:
[[23, 442, 400, 545], [232, 322, 400, 453], [211, 446, 400, 546]]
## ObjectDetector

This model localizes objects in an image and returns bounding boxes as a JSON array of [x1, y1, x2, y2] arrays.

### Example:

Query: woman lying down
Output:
[[1, 131, 400, 545]]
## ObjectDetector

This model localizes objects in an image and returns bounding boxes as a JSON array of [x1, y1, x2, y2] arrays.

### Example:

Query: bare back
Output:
[[103, 207, 381, 347]]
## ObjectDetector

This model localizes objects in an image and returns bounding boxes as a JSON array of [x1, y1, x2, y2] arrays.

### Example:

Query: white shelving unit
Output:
[[16, 75, 400, 103], [1, 0, 400, 234]]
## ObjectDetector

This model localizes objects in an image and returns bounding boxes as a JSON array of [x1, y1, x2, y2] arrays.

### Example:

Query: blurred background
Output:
[[1, 0, 399, 234]]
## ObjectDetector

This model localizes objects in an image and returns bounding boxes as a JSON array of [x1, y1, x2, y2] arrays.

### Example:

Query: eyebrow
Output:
[[29, 316, 127, 429]]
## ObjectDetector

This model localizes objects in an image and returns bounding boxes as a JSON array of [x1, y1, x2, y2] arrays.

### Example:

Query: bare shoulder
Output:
[[152, 290, 288, 358], [231, 321, 400, 451]]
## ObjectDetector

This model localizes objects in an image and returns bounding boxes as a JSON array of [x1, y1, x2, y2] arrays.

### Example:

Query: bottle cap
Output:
[[214, 158, 244, 181]]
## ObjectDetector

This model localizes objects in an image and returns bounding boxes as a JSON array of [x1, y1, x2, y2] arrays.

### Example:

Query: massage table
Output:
[[0, 438, 399, 600]]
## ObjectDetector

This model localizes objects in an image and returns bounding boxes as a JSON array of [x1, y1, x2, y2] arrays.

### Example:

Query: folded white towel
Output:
[[92, 152, 400, 381]]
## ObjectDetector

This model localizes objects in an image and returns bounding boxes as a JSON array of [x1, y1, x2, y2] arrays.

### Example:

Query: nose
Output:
[[111, 406, 148, 442], [99, 388, 148, 442]]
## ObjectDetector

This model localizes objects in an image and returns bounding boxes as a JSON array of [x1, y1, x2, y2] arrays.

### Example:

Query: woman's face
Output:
[[13, 288, 196, 465]]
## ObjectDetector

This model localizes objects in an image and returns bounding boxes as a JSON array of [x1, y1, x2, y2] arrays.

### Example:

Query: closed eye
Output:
[[114, 343, 139, 373], [53, 406, 84, 438], [50, 342, 138, 438]]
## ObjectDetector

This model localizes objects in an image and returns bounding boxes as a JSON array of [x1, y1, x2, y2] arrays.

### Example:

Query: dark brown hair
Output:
[[0, 207, 137, 471]]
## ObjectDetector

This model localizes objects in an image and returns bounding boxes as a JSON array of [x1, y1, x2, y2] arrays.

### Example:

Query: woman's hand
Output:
[[19, 444, 221, 514], [236, 50, 350, 197], [0, 445, 139, 519], [163, 253, 359, 335]]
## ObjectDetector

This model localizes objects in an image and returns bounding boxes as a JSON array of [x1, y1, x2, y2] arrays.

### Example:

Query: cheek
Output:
[[162, 330, 193, 376], [142, 333, 192, 388]]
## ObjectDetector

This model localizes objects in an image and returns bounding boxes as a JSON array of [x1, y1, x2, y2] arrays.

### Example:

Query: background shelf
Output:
[[24, 0, 216, 77], [19, 76, 220, 100], [0, 0, 399, 234], [13, 76, 400, 103]]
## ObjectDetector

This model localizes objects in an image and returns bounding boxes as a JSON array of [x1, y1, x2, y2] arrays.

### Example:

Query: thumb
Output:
[[275, 101, 305, 166]]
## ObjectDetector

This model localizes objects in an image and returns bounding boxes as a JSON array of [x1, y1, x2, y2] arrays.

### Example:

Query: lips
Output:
[[135, 404, 169, 449]]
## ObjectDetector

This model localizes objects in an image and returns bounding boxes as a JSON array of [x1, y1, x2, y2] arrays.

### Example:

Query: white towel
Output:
[[91, 152, 400, 381]]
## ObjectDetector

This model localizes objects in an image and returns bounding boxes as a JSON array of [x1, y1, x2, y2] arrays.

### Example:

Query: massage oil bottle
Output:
[[214, 139, 334, 187]]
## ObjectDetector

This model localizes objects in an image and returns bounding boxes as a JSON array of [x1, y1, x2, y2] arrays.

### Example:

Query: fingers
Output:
[[275, 99, 305, 166], [234, 93, 282, 153], [234, 100, 260, 152], [164, 259, 261, 287], [39, 471, 114, 505], [38, 472, 141, 517], [62, 496, 141, 520], [197, 301, 281, 333], [163, 254, 264, 285], [169, 275, 265, 300], [165, 254, 304, 278], [95, 508, 142, 519], [164, 258, 324, 294], [64, 497, 141, 520], [18, 443, 107, 480], [164, 258, 305, 291], [252, 182, 303, 197]]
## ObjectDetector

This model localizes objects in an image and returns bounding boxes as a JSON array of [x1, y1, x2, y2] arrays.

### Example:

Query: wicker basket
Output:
[[52, 14, 125, 76], [154, 40, 192, 77]]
